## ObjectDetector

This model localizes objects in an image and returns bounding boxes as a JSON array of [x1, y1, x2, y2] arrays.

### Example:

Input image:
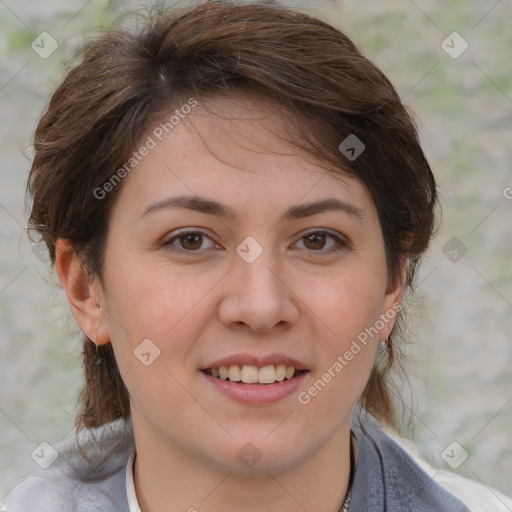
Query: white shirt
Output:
[[126, 453, 142, 512]]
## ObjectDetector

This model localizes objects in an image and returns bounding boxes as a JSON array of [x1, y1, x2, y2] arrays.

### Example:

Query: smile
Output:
[[203, 364, 307, 384]]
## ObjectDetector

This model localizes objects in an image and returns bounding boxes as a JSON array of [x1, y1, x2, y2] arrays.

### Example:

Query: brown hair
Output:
[[27, 1, 437, 434]]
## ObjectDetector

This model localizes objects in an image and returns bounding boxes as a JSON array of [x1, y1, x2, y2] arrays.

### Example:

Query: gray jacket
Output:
[[2, 411, 471, 511]]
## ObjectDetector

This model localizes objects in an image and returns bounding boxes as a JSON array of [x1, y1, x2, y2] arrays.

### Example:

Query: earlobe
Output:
[[379, 256, 409, 341], [54, 239, 110, 345]]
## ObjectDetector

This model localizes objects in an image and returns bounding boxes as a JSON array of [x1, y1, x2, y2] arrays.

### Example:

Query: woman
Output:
[[3, 2, 511, 511]]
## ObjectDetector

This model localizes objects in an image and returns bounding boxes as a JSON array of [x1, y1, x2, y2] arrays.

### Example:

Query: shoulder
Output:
[[1, 475, 78, 512], [350, 409, 512, 511], [1, 420, 135, 512], [382, 424, 512, 512], [2, 472, 127, 512]]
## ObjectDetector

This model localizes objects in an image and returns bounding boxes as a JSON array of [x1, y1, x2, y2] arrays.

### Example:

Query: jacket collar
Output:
[[348, 408, 471, 511]]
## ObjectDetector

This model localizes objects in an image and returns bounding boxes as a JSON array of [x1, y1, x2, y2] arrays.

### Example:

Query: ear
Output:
[[379, 255, 409, 341], [54, 238, 110, 345]]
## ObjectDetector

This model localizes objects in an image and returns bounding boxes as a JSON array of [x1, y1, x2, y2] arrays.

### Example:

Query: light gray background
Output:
[[0, 0, 511, 501]]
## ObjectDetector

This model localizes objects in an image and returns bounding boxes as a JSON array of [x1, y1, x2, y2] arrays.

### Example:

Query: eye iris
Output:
[[175, 233, 332, 251], [304, 233, 326, 250], [181, 233, 202, 250]]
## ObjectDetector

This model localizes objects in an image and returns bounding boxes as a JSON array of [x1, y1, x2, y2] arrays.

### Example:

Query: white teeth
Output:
[[258, 365, 276, 384], [219, 366, 229, 380], [241, 365, 259, 383], [285, 366, 295, 379], [208, 364, 299, 384], [275, 364, 286, 381], [228, 365, 241, 382]]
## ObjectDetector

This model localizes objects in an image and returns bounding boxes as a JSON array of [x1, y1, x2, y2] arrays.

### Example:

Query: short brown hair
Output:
[[27, 1, 437, 434]]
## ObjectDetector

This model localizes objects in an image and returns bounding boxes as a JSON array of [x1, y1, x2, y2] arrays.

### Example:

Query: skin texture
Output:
[[56, 97, 405, 512]]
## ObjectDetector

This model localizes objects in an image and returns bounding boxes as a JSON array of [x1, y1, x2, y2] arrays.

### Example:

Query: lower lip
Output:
[[200, 371, 309, 405]]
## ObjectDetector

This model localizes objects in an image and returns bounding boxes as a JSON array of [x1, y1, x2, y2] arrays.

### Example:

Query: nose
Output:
[[218, 248, 299, 333]]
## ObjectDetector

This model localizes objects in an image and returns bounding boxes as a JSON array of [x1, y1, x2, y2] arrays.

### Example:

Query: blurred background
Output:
[[0, 0, 511, 501]]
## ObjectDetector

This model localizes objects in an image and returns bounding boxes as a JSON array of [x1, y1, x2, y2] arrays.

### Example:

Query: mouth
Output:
[[201, 364, 309, 385]]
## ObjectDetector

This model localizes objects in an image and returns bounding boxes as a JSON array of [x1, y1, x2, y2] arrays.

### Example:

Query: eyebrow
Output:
[[139, 195, 365, 222]]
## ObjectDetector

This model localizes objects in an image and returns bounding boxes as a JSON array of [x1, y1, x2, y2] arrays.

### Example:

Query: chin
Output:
[[198, 434, 320, 476]]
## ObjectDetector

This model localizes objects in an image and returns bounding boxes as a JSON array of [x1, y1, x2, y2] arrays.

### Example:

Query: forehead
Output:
[[111, 95, 375, 221]]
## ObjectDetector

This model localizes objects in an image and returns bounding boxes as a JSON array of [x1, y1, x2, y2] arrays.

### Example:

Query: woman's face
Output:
[[87, 97, 403, 474]]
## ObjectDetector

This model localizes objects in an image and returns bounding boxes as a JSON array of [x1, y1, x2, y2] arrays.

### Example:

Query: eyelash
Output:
[[162, 229, 349, 256]]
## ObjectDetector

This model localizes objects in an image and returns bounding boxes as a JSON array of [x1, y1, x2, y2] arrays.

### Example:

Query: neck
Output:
[[131, 418, 352, 512]]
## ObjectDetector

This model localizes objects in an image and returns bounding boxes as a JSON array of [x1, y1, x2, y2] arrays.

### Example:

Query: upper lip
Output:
[[203, 353, 309, 371]]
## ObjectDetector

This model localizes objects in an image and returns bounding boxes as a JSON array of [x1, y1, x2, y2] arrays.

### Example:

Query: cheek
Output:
[[103, 263, 206, 414], [104, 258, 214, 341], [305, 270, 384, 399], [317, 271, 386, 344], [102, 258, 227, 407]]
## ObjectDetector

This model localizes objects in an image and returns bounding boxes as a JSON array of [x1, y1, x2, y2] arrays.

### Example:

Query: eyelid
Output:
[[162, 227, 350, 254], [299, 227, 347, 240], [293, 228, 350, 253], [162, 228, 219, 252]]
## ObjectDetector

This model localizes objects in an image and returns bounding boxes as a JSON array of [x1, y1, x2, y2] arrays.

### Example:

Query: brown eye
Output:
[[179, 233, 203, 250], [164, 230, 216, 252], [295, 230, 348, 254], [303, 233, 327, 250]]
